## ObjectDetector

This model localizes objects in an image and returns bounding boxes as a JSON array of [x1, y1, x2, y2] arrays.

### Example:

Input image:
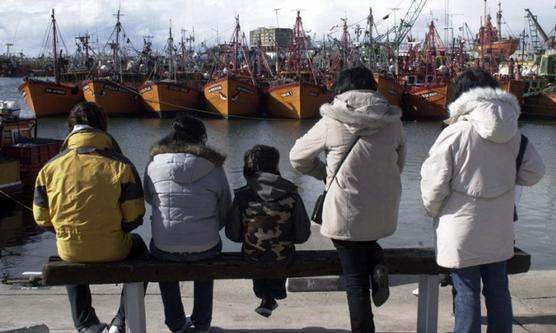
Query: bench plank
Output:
[[42, 248, 531, 286]]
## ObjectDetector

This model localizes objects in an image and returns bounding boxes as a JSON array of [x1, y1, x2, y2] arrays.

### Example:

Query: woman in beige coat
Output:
[[290, 66, 406, 333], [420, 68, 545, 333]]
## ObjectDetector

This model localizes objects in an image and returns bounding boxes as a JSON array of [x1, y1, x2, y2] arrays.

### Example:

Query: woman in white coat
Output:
[[290, 66, 406, 333], [421, 68, 545, 333]]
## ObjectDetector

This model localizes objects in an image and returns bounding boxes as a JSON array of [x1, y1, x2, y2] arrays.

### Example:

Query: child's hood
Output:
[[246, 172, 297, 201]]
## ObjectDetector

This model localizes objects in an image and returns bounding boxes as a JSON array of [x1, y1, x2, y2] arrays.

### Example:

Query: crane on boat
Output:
[[524, 8, 556, 53]]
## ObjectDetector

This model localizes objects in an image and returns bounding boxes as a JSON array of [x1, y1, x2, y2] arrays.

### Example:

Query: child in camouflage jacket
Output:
[[226, 145, 311, 317]]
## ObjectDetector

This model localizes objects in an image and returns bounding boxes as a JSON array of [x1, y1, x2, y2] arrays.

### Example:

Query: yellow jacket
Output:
[[33, 128, 145, 263]]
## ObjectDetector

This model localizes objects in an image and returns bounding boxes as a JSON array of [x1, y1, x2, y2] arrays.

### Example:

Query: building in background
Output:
[[249, 27, 293, 51]]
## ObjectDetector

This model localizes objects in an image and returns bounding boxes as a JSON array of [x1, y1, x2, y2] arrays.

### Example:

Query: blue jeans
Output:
[[450, 261, 513, 333], [332, 239, 384, 333], [150, 241, 221, 332]]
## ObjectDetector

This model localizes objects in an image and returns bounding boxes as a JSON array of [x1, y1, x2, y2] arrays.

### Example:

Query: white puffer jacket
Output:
[[144, 143, 232, 254], [290, 90, 406, 241], [421, 87, 545, 268]]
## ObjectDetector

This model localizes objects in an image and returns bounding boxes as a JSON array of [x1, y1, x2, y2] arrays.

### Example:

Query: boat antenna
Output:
[[51, 9, 61, 84]]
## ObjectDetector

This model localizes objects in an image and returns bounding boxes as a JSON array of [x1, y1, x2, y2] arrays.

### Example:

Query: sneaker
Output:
[[108, 325, 123, 333], [371, 264, 390, 307], [172, 317, 193, 333], [255, 298, 278, 318], [79, 323, 107, 333], [412, 288, 419, 296]]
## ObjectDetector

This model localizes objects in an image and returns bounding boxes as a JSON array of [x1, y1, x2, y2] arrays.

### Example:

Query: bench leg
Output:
[[123, 282, 146, 333], [417, 274, 439, 333]]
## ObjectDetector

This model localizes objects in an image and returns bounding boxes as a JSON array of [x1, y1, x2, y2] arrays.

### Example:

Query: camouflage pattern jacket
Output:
[[225, 172, 310, 265]]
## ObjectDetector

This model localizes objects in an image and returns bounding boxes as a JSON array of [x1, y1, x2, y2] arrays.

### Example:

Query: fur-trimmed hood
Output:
[[149, 143, 226, 184], [150, 143, 225, 165], [446, 87, 520, 143], [320, 90, 402, 133]]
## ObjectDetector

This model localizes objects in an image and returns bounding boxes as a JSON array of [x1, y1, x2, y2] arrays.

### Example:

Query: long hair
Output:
[[67, 102, 108, 132], [159, 115, 207, 146], [332, 66, 377, 97], [449, 68, 499, 104], [243, 145, 280, 178]]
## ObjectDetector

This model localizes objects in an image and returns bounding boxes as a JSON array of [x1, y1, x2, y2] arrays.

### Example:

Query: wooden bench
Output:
[[42, 248, 531, 333]]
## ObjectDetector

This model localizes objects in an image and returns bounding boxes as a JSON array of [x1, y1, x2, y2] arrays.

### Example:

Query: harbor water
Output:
[[1, 77, 555, 279]]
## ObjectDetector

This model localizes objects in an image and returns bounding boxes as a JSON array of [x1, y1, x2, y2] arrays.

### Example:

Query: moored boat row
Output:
[[16, 3, 556, 121]]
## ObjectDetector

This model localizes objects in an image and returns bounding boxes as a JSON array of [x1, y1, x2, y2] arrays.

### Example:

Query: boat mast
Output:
[[113, 8, 123, 82], [232, 15, 240, 72], [366, 7, 375, 71], [496, 1, 502, 40], [167, 21, 176, 80], [51, 9, 60, 84]]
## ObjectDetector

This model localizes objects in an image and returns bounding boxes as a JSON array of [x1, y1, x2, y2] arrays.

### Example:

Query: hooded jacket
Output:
[[144, 143, 231, 254], [225, 172, 310, 264], [33, 128, 145, 263], [289, 89, 406, 241], [421, 87, 545, 268]]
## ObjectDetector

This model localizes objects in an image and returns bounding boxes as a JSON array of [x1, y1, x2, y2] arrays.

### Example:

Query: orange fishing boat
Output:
[[375, 75, 405, 107], [139, 81, 202, 117], [204, 76, 260, 118], [82, 79, 145, 116], [19, 80, 83, 116], [264, 11, 331, 119], [203, 16, 260, 118], [18, 10, 84, 117], [267, 81, 330, 119], [403, 84, 450, 119], [138, 25, 203, 117], [474, 3, 519, 60]]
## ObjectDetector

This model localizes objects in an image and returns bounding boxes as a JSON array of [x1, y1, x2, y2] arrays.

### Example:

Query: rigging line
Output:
[[0, 190, 33, 212]]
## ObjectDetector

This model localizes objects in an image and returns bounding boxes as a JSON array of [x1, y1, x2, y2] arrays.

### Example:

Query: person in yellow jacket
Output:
[[33, 102, 148, 333]]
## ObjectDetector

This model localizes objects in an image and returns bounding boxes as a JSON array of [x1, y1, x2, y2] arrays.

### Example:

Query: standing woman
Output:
[[144, 115, 232, 333], [290, 66, 406, 333], [420, 68, 545, 333]]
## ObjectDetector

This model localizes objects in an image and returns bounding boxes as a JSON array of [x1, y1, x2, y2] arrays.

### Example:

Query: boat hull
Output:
[[375, 75, 405, 107], [139, 81, 202, 117], [266, 82, 331, 119], [499, 80, 525, 104], [0, 157, 23, 196], [522, 92, 556, 118], [18, 80, 83, 117], [82, 80, 145, 116], [403, 84, 450, 119], [203, 77, 260, 118], [475, 39, 519, 56]]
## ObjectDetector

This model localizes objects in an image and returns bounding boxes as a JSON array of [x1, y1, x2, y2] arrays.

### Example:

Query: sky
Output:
[[0, 0, 554, 56]]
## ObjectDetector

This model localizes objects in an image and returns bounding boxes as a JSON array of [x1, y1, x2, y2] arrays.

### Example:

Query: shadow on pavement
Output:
[[211, 328, 350, 333], [513, 315, 556, 325]]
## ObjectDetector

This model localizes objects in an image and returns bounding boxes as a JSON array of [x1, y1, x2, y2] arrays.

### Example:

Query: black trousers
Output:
[[66, 234, 149, 329], [332, 239, 384, 333], [252, 278, 287, 301]]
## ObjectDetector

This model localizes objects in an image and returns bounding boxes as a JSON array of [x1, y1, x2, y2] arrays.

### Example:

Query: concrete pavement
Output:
[[0, 270, 554, 332]]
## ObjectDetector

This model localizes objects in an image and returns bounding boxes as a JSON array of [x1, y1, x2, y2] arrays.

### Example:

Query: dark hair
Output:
[[67, 102, 108, 131], [449, 68, 499, 103], [243, 145, 280, 178], [160, 115, 207, 145], [332, 66, 377, 96]]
